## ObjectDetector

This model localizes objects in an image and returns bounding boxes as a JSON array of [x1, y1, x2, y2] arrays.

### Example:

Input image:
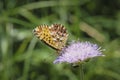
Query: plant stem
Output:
[[80, 64, 84, 80]]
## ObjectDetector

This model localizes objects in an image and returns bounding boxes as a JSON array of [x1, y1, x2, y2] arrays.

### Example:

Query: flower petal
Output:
[[54, 41, 105, 64]]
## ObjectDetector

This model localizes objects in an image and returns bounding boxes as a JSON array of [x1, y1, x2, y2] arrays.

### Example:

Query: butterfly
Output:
[[33, 24, 68, 51]]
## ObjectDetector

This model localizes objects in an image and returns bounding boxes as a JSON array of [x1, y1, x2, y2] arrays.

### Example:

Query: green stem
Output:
[[22, 38, 37, 80], [80, 64, 84, 80]]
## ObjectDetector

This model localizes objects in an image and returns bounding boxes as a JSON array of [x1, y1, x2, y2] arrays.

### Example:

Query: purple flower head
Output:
[[54, 41, 105, 64]]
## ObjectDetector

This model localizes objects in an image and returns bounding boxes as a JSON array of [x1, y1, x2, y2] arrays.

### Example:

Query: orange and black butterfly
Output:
[[33, 24, 68, 51]]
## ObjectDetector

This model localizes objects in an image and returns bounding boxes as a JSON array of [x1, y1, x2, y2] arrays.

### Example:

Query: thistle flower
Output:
[[54, 41, 105, 64]]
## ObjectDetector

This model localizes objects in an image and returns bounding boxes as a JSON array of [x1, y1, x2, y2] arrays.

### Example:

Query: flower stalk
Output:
[[80, 64, 84, 80]]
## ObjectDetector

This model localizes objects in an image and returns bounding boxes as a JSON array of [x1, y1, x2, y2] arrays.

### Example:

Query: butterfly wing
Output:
[[49, 24, 68, 50], [33, 24, 68, 50]]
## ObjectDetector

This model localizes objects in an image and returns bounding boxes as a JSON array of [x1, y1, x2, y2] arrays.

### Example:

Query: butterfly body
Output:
[[33, 24, 68, 51]]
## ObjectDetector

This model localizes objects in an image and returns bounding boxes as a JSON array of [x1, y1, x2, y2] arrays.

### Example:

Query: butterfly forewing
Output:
[[33, 24, 68, 51]]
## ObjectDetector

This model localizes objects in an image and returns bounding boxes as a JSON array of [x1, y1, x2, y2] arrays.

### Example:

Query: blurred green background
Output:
[[0, 0, 120, 80]]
